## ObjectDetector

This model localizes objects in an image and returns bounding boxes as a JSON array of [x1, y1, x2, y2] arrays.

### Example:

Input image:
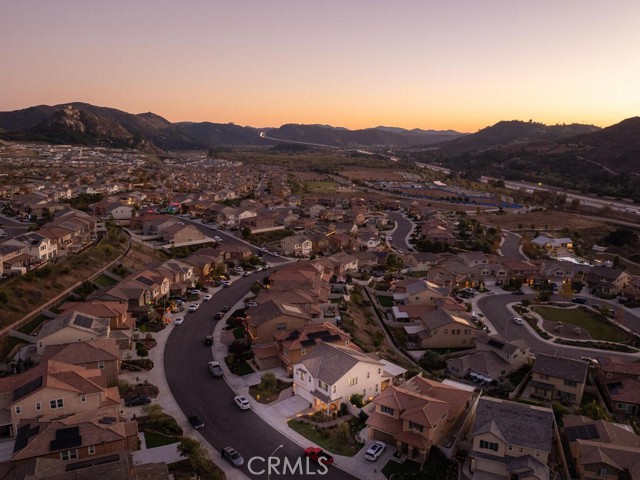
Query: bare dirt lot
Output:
[[341, 168, 408, 181], [476, 211, 606, 232]]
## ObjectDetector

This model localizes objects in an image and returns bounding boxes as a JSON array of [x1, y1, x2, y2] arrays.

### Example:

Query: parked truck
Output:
[[303, 447, 334, 466]]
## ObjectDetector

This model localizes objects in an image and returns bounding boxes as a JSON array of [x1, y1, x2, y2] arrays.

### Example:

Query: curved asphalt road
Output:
[[387, 212, 414, 252], [164, 273, 359, 480]]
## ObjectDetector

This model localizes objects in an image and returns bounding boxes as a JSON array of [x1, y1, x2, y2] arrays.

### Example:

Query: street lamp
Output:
[[268, 444, 284, 480]]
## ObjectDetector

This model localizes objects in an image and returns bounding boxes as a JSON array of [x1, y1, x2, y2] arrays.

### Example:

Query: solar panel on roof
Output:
[[322, 334, 341, 342], [136, 275, 155, 286], [14, 424, 31, 452], [50, 436, 82, 451], [286, 331, 300, 341], [56, 426, 80, 440], [487, 339, 505, 349], [301, 339, 316, 347], [307, 331, 332, 339], [73, 314, 94, 329], [566, 423, 599, 441], [12, 376, 43, 402]]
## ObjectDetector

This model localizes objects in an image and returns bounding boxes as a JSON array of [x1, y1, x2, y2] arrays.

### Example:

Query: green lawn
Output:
[[94, 273, 119, 287], [532, 306, 631, 343], [249, 379, 291, 404], [287, 419, 362, 456], [144, 431, 179, 448]]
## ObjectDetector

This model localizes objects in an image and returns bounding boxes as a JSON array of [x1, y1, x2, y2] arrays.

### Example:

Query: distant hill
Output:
[[438, 120, 600, 153], [565, 116, 640, 174], [265, 123, 463, 147]]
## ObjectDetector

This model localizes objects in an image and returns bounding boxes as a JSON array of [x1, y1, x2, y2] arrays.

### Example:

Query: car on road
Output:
[[221, 305, 230, 312], [364, 441, 386, 461], [188, 415, 204, 429], [571, 297, 587, 304], [204, 335, 213, 346], [222, 280, 231, 287], [387, 236, 393, 241], [581, 356, 599, 365], [125, 395, 151, 407], [174, 317, 184, 325], [203, 293, 213, 301], [512, 316, 524, 325], [214, 236, 223, 242], [222, 446, 244, 468], [511, 290, 525, 295], [245, 300, 257, 307], [188, 303, 199, 312], [234, 395, 251, 410], [208, 361, 224, 377], [214, 312, 224, 320], [618, 296, 630, 304]]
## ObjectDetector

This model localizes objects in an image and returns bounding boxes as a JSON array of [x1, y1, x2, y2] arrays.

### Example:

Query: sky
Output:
[[1, 1, 639, 132]]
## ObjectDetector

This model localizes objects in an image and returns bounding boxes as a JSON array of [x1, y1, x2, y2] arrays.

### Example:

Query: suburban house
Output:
[[595, 356, 640, 416], [0, 360, 120, 438], [470, 397, 554, 480], [585, 266, 626, 296], [529, 354, 589, 406], [563, 414, 640, 480], [35, 311, 111, 355], [90, 199, 134, 220], [366, 374, 473, 463], [255, 322, 352, 374], [293, 342, 405, 411], [11, 409, 138, 467], [404, 252, 439, 272], [399, 303, 480, 349], [158, 222, 208, 246], [40, 339, 121, 385], [280, 234, 313, 257], [57, 300, 134, 350], [246, 300, 311, 344], [426, 260, 478, 291], [620, 273, 640, 302], [446, 334, 530, 381], [532, 235, 574, 252], [2, 232, 58, 264], [391, 279, 447, 305]]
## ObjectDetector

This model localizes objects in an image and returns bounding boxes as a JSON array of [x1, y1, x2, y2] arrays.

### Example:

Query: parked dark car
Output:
[[214, 312, 224, 320], [204, 335, 213, 346], [222, 446, 244, 467], [189, 415, 204, 429], [125, 395, 151, 407], [511, 290, 525, 295], [572, 296, 587, 304]]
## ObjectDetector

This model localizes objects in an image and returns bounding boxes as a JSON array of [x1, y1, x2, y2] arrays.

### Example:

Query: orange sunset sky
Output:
[[1, 0, 639, 132]]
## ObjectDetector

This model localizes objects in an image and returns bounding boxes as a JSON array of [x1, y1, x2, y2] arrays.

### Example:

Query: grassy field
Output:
[[249, 379, 291, 404], [381, 459, 422, 478], [532, 306, 631, 343], [144, 431, 179, 448], [287, 420, 362, 456], [94, 273, 119, 287]]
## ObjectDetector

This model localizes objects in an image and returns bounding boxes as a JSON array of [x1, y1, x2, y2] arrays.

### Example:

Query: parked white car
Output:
[[364, 441, 386, 461], [512, 316, 524, 325], [174, 317, 184, 325], [234, 395, 251, 410]]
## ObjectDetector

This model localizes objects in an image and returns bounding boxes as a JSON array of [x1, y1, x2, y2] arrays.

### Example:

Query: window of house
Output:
[[318, 380, 328, 391], [381, 405, 394, 415], [276, 323, 287, 331], [60, 450, 78, 461], [508, 445, 513, 451], [301, 348, 306, 355], [443, 329, 448, 334], [606, 373, 612, 379], [479, 440, 499, 452], [333, 385, 336, 393], [50, 399, 64, 409], [518, 447, 524, 453], [367, 372, 370, 379], [563, 379, 577, 388], [98, 361, 105, 369], [81, 395, 86, 403], [15, 406, 21, 415], [597, 468, 608, 478], [283, 348, 289, 356], [540, 374, 549, 380], [375, 384, 378, 392], [88, 445, 95, 455], [349, 377, 358, 387], [35, 402, 41, 411], [378, 368, 381, 374], [464, 329, 470, 334], [409, 421, 424, 432]]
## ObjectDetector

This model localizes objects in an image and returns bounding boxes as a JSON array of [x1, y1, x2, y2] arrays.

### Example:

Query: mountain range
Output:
[[0, 102, 464, 151]]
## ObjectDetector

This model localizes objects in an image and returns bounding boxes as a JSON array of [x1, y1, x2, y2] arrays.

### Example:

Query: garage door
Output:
[[371, 429, 394, 445]]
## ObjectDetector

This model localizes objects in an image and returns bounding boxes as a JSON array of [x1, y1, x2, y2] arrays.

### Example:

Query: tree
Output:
[[559, 280, 573, 300], [419, 350, 445, 371], [335, 422, 351, 444], [578, 400, 610, 421], [349, 393, 364, 408], [259, 372, 277, 392], [178, 436, 208, 472], [537, 290, 551, 302], [142, 403, 164, 423]]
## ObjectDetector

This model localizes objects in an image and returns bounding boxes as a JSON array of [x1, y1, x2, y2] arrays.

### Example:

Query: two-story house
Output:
[[529, 353, 589, 406], [247, 300, 311, 344], [470, 397, 554, 479], [366, 374, 473, 463], [40, 339, 121, 385], [293, 342, 404, 412], [595, 356, 640, 416], [0, 360, 120, 438], [564, 414, 640, 480], [35, 311, 111, 355], [446, 334, 531, 381], [281, 234, 313, 257]]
